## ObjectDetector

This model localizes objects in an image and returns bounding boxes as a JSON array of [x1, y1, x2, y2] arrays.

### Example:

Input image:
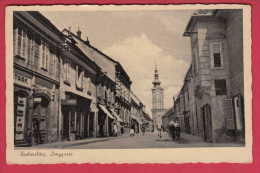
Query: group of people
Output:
[[168, 118, 181, 140], [130, 125, 146, 136]]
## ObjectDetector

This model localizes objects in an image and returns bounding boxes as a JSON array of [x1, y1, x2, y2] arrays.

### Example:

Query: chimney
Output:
[[85, 37, 90, 45], [76, 26, 82, 38]]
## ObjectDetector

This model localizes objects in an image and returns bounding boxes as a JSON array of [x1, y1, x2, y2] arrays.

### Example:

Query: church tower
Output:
[[151, 65, 164, 131]]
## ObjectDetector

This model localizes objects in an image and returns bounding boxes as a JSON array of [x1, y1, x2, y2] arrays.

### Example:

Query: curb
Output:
[[31, 135, 130, 149]]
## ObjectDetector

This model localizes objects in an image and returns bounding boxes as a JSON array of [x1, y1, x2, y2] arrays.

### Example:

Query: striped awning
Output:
[[131, 115, 142, 124], [99, 104, 114, 119], [111, 110, 123, 122]]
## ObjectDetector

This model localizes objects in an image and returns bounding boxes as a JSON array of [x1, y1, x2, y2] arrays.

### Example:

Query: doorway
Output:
[[201, 104, 212, 142]]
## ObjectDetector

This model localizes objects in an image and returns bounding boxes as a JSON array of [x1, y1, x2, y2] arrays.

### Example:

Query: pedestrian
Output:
[[174, 119, 181, 140], [130, 125, 135, 137], [168, 120, 176, 140], [157, 125, 162, 138], [113, 123, 118, 137]]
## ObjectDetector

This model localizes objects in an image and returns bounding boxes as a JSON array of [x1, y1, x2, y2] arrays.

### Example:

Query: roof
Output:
[[15, 11, 65, 46], [66, 29, 131, 84], [183, 10, 217, 37], [62, 29, 101, 73]]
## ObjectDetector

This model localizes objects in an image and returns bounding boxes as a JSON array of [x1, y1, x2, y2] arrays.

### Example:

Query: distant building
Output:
[[151, 65, 166, 131], [130, 91, 143, 134]]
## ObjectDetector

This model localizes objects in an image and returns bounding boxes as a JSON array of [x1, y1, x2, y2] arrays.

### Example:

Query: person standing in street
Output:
[[141, 125, 145, 136], [130, 124, 135, 136], [157, 125, 162, 138], [168, 120, 175, 140], [174, 118, 181, 140], [113, 123, 118, 137]]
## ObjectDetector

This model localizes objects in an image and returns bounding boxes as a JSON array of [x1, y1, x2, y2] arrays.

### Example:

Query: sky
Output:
[[41, 9, 194, 115]]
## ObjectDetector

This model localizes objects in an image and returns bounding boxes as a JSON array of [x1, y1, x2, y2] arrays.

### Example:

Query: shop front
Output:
[[130, 115, 141, 134], [61, 92, 92, 141], [98, 104, 115, 137], [110, 109, 123, 135], [14, 68, 58, 146]]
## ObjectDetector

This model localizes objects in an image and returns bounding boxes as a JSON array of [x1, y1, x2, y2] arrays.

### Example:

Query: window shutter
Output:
[[17, 28, 22, 56], [27, 34, 32, 65], [45, 45, 49, 70], [13, 27, 18, 56], [49, 51, 55, 75], [40, 41, 45, 69], [21, 30, 26, 59], [34, 39, 40, 68]]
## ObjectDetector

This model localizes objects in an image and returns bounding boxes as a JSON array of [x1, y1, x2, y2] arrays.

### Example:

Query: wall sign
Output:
[[15, 95, 27, 141]]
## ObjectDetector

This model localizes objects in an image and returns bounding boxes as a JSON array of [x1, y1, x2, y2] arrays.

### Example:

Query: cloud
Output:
[[103, 33, 190, 115]]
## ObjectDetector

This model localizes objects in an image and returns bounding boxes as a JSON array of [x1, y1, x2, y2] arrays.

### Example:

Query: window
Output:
[[14, 27, 28, 62], [215, 79, 227, 95], [27, 34, 35, 65], [63, 58, 71, 84], [40, 41, 49, 70], [210, 42, 223, 68], [213, 53, 221, 67]]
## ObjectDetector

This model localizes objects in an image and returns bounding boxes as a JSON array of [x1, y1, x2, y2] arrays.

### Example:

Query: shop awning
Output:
[[110, 110, 123, 122], [99, 104, 114, 119], [131, 115, 142, 124], [64, 85, 92, 100]]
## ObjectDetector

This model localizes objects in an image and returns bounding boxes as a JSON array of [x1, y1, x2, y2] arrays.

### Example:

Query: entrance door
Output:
[[89, 112, 94, 137], [62, 108, 70, 141], [32, 101, 48, 144], [202, 104, 212, 142], [184, 113, 191, 134]]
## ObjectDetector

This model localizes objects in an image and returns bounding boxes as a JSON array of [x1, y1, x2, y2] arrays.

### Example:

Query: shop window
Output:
[[215, 79, 227, 95]]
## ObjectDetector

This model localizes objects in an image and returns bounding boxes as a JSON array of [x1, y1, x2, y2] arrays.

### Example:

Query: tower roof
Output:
[[153, 64, 161, 86]]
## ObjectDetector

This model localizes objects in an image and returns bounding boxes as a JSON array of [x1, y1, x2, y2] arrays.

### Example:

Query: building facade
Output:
[[181, 9, 244, 143], [13, 11, 148, 146], [13, 11, 64, 146], [130, 91, 144, 134], [151, 66, 165, 131], [59, 29, 100, 141], [67, 28, 133, 136]]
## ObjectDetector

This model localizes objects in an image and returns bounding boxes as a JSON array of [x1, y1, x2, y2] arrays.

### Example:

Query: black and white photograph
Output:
[[6, 4, 252, 163]]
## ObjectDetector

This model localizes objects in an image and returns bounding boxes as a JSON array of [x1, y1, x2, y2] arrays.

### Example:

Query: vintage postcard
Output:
[[5, 4, 252, 164]]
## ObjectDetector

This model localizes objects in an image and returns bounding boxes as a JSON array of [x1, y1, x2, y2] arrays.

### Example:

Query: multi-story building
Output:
[[59, 28, 100, 141], [130, 91, 144, 133], [13, 11, 148, 146], [13, 11, 64, 146], [68, 29, 132, 135], [182, 9, 244, 143]]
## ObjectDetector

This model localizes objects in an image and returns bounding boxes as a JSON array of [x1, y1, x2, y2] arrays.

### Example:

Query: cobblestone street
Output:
[[64, 132, 242, 149]]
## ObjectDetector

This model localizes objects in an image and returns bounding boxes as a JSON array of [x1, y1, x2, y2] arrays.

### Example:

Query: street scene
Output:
[[12, 8, 245, 149]]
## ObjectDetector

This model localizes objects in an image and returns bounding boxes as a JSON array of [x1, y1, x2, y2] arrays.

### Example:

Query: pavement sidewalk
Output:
[[18, 134, 130, 149]]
